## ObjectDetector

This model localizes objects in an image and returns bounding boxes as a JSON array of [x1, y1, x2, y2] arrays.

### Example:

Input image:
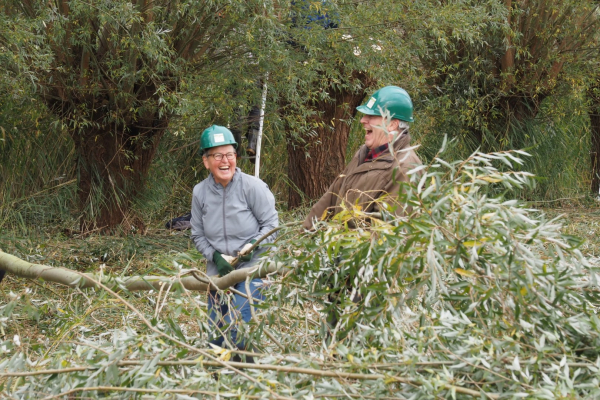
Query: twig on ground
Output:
[[40, 387, 263, 400], [39, 385, 402, 400], [2, 359, 499, 399]]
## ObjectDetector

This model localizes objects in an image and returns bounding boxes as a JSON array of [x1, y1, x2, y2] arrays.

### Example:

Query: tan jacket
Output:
[[303, 132, 422, 229]]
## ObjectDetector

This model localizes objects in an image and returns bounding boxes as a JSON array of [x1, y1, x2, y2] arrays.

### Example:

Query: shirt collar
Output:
[[365, 143, 390, 161]]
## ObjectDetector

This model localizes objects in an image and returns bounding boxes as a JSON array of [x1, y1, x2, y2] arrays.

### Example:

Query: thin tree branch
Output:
[[37, 385, 402, 400], [3, 359, 501, 399], [0, 251, 289, 292], [232, 221, 302, 266], [40, 387, 263, 400]]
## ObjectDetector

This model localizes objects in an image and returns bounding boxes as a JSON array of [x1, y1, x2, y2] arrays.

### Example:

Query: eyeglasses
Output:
[[207, 152, 236, 161]]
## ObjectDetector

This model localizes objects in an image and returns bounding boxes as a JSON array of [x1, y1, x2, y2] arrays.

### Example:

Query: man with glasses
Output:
[[191, 125, 278, 359]]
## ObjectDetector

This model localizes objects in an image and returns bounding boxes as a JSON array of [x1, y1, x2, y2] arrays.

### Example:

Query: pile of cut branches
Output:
[[1, 145, 599, 399]]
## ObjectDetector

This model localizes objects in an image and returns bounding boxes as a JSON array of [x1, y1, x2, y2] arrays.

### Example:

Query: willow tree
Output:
[[586, 1, 600, 194], [411, 0, 599, 150], [260, 0, 415, 208], [266, 0, 510, 208], [1, 0, 275, 231]]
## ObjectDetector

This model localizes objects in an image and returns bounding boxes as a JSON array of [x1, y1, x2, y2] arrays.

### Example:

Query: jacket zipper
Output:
[[222, 184, 229, 255]]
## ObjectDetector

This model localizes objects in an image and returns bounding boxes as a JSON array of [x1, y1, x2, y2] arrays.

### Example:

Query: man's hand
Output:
[[213, 251, 234, 276], [238, 239, 257, 262], [222, 254, 236, 264]]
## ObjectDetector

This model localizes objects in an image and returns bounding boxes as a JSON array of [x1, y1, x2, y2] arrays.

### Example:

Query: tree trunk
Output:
[[73, 118, 167, 233], [589, 77, 600, 195], [287, 76, 370, 208]]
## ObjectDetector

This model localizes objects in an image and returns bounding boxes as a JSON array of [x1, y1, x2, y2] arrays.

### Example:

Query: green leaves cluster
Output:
[[409, 0, 599, 152], [2, 0, 278, 130], [267, 144, 600, 397]]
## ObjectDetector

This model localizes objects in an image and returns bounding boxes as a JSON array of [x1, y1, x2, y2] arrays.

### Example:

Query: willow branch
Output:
[[3, 359, 499, 399], [41, 387, 263, 400], [232, 221, 302, 266], [3, 357, 595, 378], [39, 386, 398, 400], [65, 271, 290, 400], [0, 251, 289, 292]]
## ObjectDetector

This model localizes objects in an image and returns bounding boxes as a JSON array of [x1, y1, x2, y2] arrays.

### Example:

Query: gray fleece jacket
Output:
[[190, 168, 279, 276]]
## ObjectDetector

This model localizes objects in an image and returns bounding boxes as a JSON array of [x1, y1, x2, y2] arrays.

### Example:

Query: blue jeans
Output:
[[208, 278, 265, 350]]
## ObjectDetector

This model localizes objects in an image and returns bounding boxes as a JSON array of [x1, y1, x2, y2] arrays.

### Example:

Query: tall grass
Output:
[[412, 92, 592, 205], [0, 100, 76, 231], [515, 114, 591, 202]]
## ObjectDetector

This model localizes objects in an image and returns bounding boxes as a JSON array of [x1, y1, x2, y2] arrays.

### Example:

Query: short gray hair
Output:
[[396, 120, 410, 131]]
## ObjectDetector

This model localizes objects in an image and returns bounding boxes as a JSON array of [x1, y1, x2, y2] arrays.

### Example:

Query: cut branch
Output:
[[40, 388, 263, 400], [0, 222, 298, 290], [0, 251, 288, 292], [1, 359, 499, 399]]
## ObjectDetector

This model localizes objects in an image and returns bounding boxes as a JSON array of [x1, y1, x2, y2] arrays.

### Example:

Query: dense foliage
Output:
[[1, 0, 283, 230], [1, 148, 599, 398], [1, 1, 600, 397], [1, 0, 599, 229]]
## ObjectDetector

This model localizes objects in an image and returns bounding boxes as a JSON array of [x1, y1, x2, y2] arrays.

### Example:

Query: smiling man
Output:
[[190, 125, 278, 358], [302, 86, 422, 341], [302, 86, 422, 229]]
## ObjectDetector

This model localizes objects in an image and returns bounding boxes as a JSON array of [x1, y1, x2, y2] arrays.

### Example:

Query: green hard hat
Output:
[[356, 86, 414, 122], [200, 125, 238, 153]]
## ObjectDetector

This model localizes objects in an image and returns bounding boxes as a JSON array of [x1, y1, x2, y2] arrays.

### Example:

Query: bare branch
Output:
[[0, 250, 288, 291]]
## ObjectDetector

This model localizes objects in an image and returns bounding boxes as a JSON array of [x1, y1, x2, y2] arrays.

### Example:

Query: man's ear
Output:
[[202, 155, 210, 169], [388, 119, 400, 132]]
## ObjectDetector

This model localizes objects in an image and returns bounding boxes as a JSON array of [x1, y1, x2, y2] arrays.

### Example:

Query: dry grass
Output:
[[0, 227, 204, 356], [543, 207, 600, 256]]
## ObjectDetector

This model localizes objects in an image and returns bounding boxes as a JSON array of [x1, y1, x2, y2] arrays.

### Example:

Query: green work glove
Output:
[[238, 239, 257, 262], [213, 251, 234, 277]]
